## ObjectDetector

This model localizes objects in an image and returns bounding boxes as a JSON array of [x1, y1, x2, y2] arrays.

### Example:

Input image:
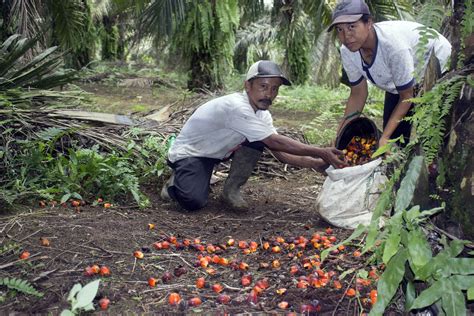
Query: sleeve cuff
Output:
[[396, 78, 415, 91], [349, 76, 364, 86]]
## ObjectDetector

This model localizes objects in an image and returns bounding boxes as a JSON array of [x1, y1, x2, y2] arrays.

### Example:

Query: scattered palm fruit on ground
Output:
[[342, 136, 378, 166], [104, 228, 384, 314]]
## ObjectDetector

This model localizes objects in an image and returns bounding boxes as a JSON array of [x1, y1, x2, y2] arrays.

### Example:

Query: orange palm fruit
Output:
[[168, 292, 181, 305]]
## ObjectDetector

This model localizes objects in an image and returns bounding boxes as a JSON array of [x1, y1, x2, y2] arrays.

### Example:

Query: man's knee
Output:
[[172, 187, 208, 211]]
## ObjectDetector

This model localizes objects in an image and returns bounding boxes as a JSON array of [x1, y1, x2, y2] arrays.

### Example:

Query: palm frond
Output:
[[238, 0, 266, 26], [139, 0, 186, 40], [47, 0, 92, 51], [0, 35, 80, 108], [9, 0, 44, 41]]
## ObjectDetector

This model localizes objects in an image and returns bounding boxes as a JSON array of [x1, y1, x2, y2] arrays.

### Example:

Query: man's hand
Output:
[[378, 136, 389, 149], [318, 147, 348, 169], [308, 158, 330, 174]]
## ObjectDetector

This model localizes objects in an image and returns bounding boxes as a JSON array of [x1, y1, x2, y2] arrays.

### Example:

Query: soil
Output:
[[1, 169, 385, 315], [0, 82, 384, 315]]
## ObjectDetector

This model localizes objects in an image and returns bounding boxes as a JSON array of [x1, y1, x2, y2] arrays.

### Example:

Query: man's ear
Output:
[[244, 80, 251, 92]]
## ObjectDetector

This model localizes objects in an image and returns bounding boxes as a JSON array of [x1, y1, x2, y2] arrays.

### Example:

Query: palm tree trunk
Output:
[[437, 0, 474, 239]]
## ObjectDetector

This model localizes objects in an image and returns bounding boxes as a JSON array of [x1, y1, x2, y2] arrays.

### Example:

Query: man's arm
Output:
[[379, 87, 413, 147], [271, 151, 329, 173], [261, 134, 347, 168], [336, 79, 369, 134]]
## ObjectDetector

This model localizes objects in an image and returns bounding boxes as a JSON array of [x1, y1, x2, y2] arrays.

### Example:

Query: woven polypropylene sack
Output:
[[315, 158, 387, 229]]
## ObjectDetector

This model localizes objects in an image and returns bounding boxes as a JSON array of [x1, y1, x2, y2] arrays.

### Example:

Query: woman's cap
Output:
[[246, 60, 291, 86], [328, 0, 370, 32]]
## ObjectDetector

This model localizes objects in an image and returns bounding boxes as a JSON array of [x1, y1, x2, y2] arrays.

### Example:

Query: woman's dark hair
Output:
[[360, 14, 372, 23]]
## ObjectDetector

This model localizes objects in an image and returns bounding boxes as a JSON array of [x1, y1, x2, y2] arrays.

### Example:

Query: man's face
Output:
[[335, 19, 372, 52], [245, 77, 282, 111]]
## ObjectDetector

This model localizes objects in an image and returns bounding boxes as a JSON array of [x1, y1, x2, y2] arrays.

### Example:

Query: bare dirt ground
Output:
[[1, 170, 386, 315], [0, 82, 385, 315]]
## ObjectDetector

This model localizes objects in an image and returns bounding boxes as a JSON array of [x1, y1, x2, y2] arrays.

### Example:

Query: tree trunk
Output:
[[438, 0, 474, 240], [101, 15, 118, 61]]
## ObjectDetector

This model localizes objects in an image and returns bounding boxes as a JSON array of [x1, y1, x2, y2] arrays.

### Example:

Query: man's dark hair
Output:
[[360, 14, 372, 23]]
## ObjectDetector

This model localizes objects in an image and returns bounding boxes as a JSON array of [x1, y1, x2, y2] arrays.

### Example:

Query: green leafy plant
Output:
[[0, 277, 43, 298], [322, 156, 474, 315], [60, 279, 100, 316], [407, 75, 466, 164]]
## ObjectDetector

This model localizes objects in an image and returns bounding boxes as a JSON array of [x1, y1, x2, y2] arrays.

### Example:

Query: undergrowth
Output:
[[275, 84, 384, 145]]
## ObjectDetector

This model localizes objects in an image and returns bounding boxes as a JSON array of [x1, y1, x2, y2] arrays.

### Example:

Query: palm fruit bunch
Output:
[[342, 136, 377, 166]]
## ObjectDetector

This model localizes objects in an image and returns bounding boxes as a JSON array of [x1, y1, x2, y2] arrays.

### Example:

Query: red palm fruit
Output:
[[256, 278, 269, 289], [84, 266, 96, 276], [238, 240, 248, 249], [278, 301, 289, 309], [99, 266, 111, 276], [19, 251, 30, 260], [199, 257, 209, 268], [227, 238, 235, 246], [148, 277, 157, 287], [188, 297, 202, 307], [133, 250, 144, 259], [91, 265, 100, 274], [370, 289, 378, 305], [333, 280, 342, 289], [161, 241, 170, 249], [276, 236, 285, 243], [239, 262, 249, 270], [212, 283, 224, 293], [168, 293, 181, 305], [217, 294, 231, 304], [241, 274, 252, 287], [262, 241, 270, 250], [346, 288, 356, 296], [219, 257, 229, 265], [196, 277, 206, 288], [99, 297, 110, 310], [249, 241, 258, 250], [206, 244, 216, 253], [162, 271, 173, 283], [290, 265, 299, 275], [271, 246, 281, 253]]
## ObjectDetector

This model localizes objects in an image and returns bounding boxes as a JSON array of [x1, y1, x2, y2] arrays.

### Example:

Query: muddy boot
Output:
[[222, 146, 262, 210], [160, 172, 175, 201]]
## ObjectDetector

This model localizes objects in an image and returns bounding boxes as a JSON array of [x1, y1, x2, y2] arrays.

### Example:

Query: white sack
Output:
[[315, 158, 387, 229]]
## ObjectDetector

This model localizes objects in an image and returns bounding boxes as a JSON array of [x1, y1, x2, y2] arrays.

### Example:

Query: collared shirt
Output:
[[168, 92, 276, 163], [341, 21, 451, 94]]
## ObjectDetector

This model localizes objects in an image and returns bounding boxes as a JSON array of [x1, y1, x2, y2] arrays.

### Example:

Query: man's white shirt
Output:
[[341, 21, 451, 94], [168, 92, 276, 163]]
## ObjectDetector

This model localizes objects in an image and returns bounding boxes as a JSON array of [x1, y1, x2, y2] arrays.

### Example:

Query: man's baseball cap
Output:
[[327, 0, 371, 32], [246, 60, 291, 86]]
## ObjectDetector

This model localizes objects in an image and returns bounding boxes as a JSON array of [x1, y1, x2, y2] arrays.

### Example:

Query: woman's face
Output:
[[335, 19, 373, 52], [245, 77, 282, 112]]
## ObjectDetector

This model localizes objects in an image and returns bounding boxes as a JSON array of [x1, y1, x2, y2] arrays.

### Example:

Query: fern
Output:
[[407, 75, 466, 164], [0, 242, 20, 256], [415, 0, 447, 30], [0, 277, 44, 297]]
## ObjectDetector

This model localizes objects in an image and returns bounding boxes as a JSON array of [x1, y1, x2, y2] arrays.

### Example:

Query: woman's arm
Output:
[[379, 87, 413, 147], [336, 79, 369, 134]]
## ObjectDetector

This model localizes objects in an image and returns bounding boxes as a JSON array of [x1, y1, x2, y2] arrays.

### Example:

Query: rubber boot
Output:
[[160, 172, 175, 201], [222, 146, 262, 210]]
